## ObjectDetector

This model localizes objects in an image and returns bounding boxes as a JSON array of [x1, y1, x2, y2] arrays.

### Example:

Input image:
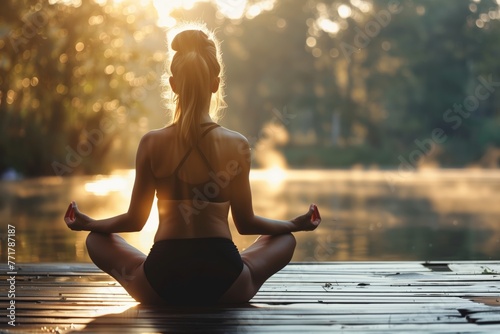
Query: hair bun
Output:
[[171, 30, 211, 53]]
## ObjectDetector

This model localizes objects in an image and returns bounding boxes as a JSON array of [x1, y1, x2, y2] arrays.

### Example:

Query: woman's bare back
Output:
[[145, 123, 249, 242]]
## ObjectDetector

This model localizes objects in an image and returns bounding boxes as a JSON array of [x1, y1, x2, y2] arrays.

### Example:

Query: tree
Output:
[[0, 0, 165, 176]]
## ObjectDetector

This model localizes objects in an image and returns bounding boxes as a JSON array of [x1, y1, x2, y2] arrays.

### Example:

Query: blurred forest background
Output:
[[1, 0, 500, 177]]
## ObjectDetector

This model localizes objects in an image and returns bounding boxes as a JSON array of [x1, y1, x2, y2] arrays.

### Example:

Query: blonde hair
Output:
[[163, 23, 226, 145]]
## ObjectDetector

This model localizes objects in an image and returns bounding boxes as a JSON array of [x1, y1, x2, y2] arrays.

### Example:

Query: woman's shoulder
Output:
[[136, 126, 175, 153], [141, 125, 174, 140], [215, 126, 251, 163], [139, 124, 248, 148], [216, 126, 249, 145]]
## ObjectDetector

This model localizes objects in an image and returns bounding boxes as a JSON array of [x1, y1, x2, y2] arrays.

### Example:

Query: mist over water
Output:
[[1, 169, 500, 263]]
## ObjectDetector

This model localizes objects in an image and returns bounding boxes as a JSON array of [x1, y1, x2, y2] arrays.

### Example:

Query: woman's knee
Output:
[[256, 233, 296, 262], [284, 232, 296, 247], [281, 233, 296, 260], [259, 232, 296, 245], [86, 232, 100, 258], [276, 233, 296, 254], [86, 232, 96, 250], [86, 231, 103, 248], [85, 232, 114, 257]]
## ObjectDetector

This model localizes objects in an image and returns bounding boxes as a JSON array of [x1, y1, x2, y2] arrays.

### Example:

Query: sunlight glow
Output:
[[318, 18, 340, 34], [266, 166, 286, 187], [152, 0, 195, 27], [217, 0, 247, 20], [84, 175, 129, 196], [251, 166, 287, 189], [93, 304, 139, 316], [53, 0, 277, 27], [152, 0, 276, 26], [338, 4, 352, 19], [350, 0, 372, 13], [143, 198, 159, 232], [49, 0, 82, 7], [245, 0, 276, 19]]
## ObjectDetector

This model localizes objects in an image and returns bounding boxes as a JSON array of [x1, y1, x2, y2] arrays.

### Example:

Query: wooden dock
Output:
[[1, 261, 500, 333]]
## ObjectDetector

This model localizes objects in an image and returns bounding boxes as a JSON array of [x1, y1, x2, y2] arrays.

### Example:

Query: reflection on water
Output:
[[1, 169, 499, 263]]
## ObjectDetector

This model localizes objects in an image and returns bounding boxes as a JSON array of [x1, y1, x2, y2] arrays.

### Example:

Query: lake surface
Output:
[[1, 169, 500, 263]]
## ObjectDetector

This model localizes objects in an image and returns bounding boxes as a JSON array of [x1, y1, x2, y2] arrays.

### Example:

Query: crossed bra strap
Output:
[[173, 122, 220, 177]]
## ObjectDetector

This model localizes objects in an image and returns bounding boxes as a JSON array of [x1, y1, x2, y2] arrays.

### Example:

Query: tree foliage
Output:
[[0, 0, 165, 176], [1, 0, 499, 177]]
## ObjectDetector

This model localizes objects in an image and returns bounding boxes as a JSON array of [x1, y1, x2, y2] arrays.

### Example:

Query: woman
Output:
[[64, 26, 321, 305]]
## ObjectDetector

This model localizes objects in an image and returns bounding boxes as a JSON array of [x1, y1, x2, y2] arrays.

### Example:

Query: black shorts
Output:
[[143, 237, 244, 305]]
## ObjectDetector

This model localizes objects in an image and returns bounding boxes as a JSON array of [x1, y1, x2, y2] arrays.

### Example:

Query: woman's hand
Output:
[[64, 201, 94, 231], [291, 204, 322, 232]]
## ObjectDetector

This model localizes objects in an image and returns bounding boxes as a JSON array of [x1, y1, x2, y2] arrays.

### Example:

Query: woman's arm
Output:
[[65, 134, 156, 233], [229, 138, 320, 235]]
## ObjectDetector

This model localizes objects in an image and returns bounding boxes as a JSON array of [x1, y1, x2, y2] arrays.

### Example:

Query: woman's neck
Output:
[[200, 113, 213, 124]]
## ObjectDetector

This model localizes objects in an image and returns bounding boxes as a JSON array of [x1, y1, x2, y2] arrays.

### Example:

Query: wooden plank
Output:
[[15, 260, 500, 274], [7, 324, 500, 334], [2, 315, 470, 325], [1, 261, 499, 333], [0, 302, 488, 314], [449, 263, 500, 275], [265, 275, 500, 283], [7, 281, 499, 293], [0, 308, 466, 319]]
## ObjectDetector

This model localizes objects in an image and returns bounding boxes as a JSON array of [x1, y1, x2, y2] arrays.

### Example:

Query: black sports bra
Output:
[[154, 123, 229, 202]]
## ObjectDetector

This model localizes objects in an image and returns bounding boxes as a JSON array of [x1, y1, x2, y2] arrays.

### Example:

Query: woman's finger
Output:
[[64, 203, 72, 219], [71, 201, 79, 220], [310, 204, 320, 222]]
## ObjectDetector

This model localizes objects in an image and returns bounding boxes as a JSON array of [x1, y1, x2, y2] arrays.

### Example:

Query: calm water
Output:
[[1, 169, 499, 263]]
